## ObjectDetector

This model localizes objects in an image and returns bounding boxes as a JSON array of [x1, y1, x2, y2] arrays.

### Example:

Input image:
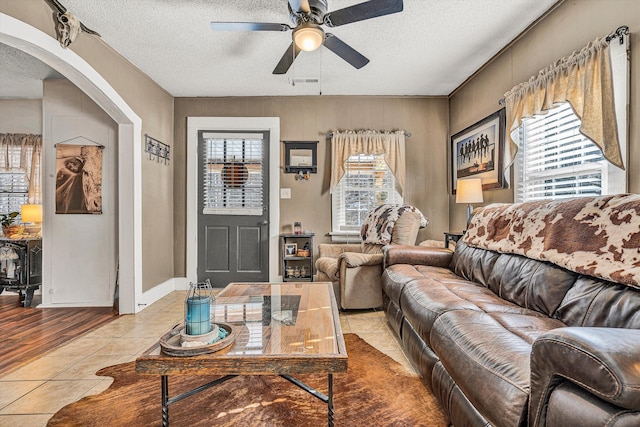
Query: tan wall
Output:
[[0, 99, 42, 134], [449, 0, 640, 230], [174, 96, 449, 276], [0, 0, 175, 292]]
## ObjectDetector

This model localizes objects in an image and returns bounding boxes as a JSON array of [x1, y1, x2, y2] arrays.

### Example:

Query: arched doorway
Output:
[[0, 12, 141, 313]]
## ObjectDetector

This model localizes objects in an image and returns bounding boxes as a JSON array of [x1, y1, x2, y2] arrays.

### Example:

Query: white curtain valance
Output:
[[503, 35, 623, 173], [330, 130, 406, 195]]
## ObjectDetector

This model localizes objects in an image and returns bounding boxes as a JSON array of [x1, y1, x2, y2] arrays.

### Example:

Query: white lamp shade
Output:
[[456, 179, 484, 204], [21, 204, 43, 223], [293, 24, 324, 52]]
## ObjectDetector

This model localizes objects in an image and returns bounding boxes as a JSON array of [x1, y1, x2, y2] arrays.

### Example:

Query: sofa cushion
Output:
[[449, 241, 501, 287], [430, 309, 564, 427], [382, 264, 458, 307], [554, 276, 640, 328], [360, 204, 427, 245], [391, 210, 424, 245], [486, 252, 578, 317], [361, 242, 384, 255], [399, 276, 483, 347], [545, 382, 640, 427], [361, 211, 425, 254], [400, 270, 562, 348]]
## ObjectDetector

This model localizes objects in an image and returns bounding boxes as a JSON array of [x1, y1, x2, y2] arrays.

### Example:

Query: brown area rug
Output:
[[48, 334, 445, 426]]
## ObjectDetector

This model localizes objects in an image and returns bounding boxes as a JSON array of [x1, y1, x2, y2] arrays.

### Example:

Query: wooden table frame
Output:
[[136, 282, 347, 427]]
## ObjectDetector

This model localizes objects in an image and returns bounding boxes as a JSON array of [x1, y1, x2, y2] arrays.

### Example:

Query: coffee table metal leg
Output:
[[161, 375, 169, 427], [279, 374, 335, 425], [328, 373, 334, 427]]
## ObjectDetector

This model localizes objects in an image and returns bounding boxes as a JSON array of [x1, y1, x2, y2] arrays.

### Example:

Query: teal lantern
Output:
[[184, 279, 214, 336]]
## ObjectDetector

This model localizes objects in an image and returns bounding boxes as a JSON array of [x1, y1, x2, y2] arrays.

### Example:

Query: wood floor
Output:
[[0, 293, 118, 376]]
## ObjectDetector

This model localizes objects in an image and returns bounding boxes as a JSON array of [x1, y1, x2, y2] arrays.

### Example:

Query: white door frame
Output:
[[0, 13, 142, 313], [186, 117, 280, 287]]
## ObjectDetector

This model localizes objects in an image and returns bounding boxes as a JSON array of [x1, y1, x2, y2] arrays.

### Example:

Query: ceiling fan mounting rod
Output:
[[289, 0, 326, 26], [290, 12, 313, 26]]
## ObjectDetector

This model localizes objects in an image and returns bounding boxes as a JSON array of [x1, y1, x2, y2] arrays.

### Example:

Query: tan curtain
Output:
[[0, 133, 43, 203], [330, 130, 406, 195], [503, 35, 623, 173]]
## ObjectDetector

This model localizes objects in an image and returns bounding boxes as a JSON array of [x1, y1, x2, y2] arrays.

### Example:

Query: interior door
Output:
[[197, 131, 269, 287]]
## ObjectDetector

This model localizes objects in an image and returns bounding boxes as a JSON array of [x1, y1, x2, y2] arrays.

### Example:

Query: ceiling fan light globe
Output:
[[293, 24, 324, 51]]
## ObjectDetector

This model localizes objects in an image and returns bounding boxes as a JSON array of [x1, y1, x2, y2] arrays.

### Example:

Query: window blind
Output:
[[0, 171, 28, 216], [517, 103, 608, 202], [202, 138, 264, 215], [0, 139, 28, 215], [332, 154, 402, 232]]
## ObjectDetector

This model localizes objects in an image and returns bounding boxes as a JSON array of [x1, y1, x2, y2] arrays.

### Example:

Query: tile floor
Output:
[[0, 291, 416, 427]]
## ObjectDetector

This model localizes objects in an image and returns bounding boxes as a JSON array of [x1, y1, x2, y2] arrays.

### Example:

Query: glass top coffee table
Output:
[[136, 282, 347, 426]]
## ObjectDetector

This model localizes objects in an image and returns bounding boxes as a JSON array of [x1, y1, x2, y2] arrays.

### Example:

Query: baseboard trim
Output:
[[37, 301, 114, 308], [131, 278, 177, 312], [35, 278, 189, 310]]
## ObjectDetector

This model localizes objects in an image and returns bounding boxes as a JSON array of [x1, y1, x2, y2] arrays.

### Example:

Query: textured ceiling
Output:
[[3, 0, 558, 98], [0, 44, 64, 99]]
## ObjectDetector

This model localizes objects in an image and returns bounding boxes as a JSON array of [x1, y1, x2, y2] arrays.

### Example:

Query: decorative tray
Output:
[[159, 322, 236, 357]]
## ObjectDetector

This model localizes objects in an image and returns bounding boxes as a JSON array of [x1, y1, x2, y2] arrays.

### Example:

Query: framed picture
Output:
[[55, 143, 104, 214], [450, 108, 506, 194], [284, 243, 297, 256]]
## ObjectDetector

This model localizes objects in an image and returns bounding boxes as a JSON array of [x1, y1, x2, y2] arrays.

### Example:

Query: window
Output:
[[514, 37, 628, 202], [202, 136, 265, 215], [0, 171, 28, 217], [0, 139, 31, 218], [331, 154, 402, 237], [515, 103, 623, 201]]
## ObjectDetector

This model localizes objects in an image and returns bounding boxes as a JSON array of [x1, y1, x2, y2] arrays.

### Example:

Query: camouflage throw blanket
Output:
[[464, 194, 640, 289], [361, 204, 428, 245]]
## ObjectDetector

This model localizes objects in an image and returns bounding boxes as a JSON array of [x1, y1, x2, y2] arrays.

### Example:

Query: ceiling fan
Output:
[[210, 0, 404, 74]]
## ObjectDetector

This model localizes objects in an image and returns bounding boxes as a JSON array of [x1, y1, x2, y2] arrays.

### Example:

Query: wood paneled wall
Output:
[[173, 96, 449, 276], [449, 0, 640, 230]]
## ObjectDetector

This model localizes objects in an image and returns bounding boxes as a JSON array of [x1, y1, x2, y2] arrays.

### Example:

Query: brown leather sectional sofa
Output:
[[381, 195, 640, 427]]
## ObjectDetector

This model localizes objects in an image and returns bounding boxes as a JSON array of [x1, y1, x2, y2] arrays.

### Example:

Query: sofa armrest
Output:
[[317, 243, 362, 258], [530, 327, 640, 427], [338, 252, 383, 268], [383, 245, 453, 269]]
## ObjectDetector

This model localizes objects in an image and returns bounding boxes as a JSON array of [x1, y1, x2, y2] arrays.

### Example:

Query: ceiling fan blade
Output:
[[323, 0, 403, 27], [323, 33, 369, 69], [288, 0, 310, 13], [273, 42, 302, 74], [211, 22, 291, 32]]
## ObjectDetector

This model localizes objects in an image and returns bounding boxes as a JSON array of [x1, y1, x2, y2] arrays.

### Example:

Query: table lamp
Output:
[[21, 204, 42, 235], [456, 179, 483, 229]]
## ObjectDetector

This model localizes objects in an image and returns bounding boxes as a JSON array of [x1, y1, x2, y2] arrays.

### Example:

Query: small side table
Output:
[[280, 233, 314, 281], [444, 231, 464, 249]]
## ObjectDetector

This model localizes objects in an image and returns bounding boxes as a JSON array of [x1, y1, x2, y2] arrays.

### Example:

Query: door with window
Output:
[[197, 131, 269, 287]]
